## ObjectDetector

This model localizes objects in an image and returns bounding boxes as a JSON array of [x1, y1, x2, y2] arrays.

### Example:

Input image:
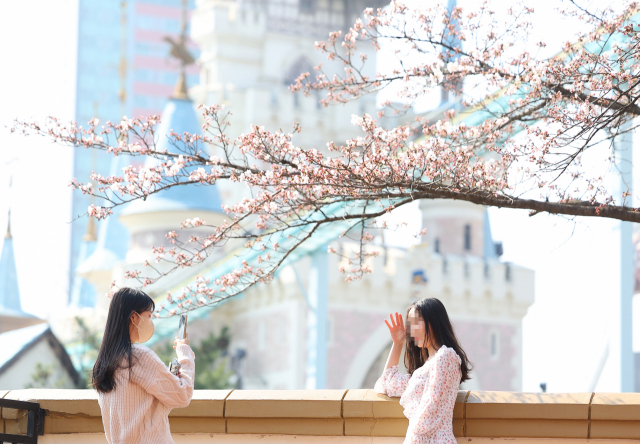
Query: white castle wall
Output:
[[205, 224, 534, 391], [190, 0, 381, 206]]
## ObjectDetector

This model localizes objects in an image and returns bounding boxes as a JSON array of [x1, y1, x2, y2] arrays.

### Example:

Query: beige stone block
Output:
[[48, 416, 104, 434], [590, 420, 640, 439], [466, 418, 588, 438], [0, 389, 9, 422], [226, 390, 346, 418], [454, 390, 467, 419], [344, 418, 408, 437], [170, 390, 232, 417], [591, 393, 640, 421], [40, 434, 108, 444], [5, 415, 28, 435], [227, 418, 344, 436], [466, 392, 591, 420], [342, 390, 404, 419], [457, 439, 640, 444], [169, 417, 226, 433], [41, 435, 404, 444], [3, 389, 101, 419], [453, 418, 463, 436]]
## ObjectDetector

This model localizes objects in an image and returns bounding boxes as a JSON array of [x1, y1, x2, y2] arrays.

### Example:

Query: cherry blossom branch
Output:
[[11, 1, 640, 316]]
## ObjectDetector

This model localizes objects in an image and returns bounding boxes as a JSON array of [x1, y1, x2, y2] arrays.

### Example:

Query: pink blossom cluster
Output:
[[12, 1, 640, 316]]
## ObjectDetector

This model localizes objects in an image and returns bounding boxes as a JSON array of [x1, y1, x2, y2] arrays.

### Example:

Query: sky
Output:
[[0, 0, 77, 320], [0, 0, 638, 392]]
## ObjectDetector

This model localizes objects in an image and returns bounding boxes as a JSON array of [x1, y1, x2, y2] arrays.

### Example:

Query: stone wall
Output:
[[2, 389, 640, 443]]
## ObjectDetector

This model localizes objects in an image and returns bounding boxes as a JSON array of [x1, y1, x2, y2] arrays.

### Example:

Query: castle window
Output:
[[464, 224, 471, 251], [484, 261, 490, 279], [490, 330, 500, 359], [285, 57, 315, 109], [443, 257, 448, 275], [464, 262, 469, 279], [505, 263, 512, 281], [284, 57, 314, 88], [434, 238, 440, 254]]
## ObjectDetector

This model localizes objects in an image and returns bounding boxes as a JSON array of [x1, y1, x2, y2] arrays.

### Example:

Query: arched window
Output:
[[464, 224, 471, 251], [284, 57, 314, 87], [284, 57, 315, 108], [490, 329, 500, 360]]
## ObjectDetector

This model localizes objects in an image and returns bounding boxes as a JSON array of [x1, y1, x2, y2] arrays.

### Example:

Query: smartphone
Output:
[[178, 314, 188, 340], [169, 358, 181, 375]]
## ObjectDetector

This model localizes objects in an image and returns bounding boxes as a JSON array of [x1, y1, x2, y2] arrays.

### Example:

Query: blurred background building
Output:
[[0, 209, 80, 388], [0, 0, 536, 390], [70, 0, 200, 309]]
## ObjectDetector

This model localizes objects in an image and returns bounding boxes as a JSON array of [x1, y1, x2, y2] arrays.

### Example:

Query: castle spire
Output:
[[165, 0, 194, 101], [0, 209, 22, 312], [4, 210, 10, 239], [172, 71, 189, 100]]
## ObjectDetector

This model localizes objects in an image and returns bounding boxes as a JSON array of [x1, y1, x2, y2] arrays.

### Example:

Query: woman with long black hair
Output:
[[92, 287, 195, 444], [375, 297, 472, 444]]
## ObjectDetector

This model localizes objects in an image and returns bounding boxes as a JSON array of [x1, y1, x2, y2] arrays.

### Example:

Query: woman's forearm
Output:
[[384, 342, 403, 370]]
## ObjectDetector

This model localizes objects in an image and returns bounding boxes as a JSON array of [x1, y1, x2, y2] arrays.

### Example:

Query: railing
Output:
[[2, 389, 640, 442], [0, 398, 44, 444]]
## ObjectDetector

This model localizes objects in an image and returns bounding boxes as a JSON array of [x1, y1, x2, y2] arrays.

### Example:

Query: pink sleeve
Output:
[[132, 345, 196, 409], [407, 350, 461, 437], [374, 365, 411, 397]]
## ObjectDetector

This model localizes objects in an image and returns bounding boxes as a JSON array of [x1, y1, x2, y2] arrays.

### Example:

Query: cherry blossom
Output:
[[10, 1, 640, 316]]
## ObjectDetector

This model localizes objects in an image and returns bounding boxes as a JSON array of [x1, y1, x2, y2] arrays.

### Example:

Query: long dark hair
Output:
[[404, 297, 472, 383], [91, 287, 155, 393]]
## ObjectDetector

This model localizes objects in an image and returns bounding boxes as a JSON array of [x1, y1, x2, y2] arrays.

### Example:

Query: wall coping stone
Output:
[[1, 389, 639, 439]]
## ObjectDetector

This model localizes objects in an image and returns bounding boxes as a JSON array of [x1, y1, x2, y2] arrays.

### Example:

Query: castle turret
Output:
[[191, 0, 388, 205], [420, 200, 492, 257], [111, 69, 227, 303], [0, 211, 45, 333]]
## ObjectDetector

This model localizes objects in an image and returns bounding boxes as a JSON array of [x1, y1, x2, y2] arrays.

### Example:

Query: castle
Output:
[[0, 0, 535, 391], [66, 0, 535, 391]]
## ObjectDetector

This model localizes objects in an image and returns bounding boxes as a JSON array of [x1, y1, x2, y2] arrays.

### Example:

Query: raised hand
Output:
[[385, 312, 406, 346], [173, 333, 190, 349]]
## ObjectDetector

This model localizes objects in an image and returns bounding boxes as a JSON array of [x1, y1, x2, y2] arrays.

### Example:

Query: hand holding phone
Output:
[[169, 314, 189, 374]]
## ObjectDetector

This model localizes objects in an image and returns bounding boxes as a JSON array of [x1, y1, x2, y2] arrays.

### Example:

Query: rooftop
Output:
[[0, 323, 49, 371]]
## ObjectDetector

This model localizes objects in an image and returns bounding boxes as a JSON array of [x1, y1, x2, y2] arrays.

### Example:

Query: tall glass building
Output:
[[70, 0, 199, 307]]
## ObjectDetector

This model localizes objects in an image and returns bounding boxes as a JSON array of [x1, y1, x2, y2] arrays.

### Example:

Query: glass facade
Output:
[[70, 0, 197, 307]]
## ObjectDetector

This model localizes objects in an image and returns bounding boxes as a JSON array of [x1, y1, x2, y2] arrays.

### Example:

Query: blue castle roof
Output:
[[123, 97, 223, 216], [0, 216, 24, 314]]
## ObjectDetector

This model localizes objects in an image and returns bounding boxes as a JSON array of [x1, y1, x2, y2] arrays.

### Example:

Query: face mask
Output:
[[131, 313, 155, 343]]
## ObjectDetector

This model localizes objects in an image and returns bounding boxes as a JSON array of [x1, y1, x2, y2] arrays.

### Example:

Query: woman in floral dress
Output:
[[374, 297, 472, 444]]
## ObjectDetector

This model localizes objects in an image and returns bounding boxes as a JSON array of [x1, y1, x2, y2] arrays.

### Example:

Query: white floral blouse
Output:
[[374, 345, 462, 444]]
